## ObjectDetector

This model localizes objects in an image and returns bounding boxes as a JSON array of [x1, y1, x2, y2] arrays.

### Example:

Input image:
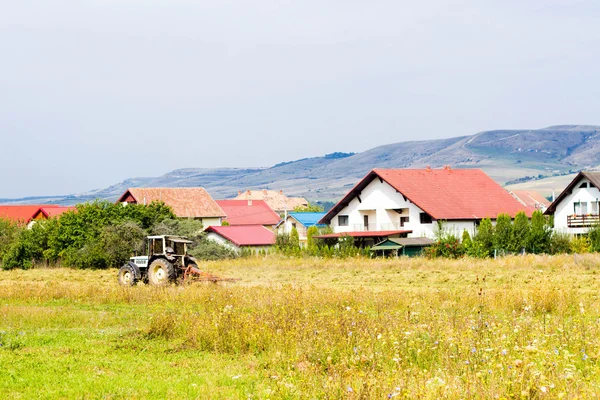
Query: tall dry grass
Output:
[[2, 254, 600, 398]]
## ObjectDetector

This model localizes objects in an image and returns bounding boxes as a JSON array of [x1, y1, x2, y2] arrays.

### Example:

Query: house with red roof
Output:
[[204, 225, 276, 253], [28, 206, 76, 227], [117, 188, 225, 227], [234, 189, 308, 214], [0, 205, 75, 227], [216, 199, 281, 228], [318, 167, 533, 246], [0, 204, 75, 226], [510, 190, 550, 212]]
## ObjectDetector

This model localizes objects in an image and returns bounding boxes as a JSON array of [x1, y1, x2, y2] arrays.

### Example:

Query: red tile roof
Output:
[[314, 230, 412, 239], [0, 205, 60, 224], [216, 200, 281, 226], [117, 188, 225, 218], [33, 206, 76, 220], [205, 225, 276, 246], [233, 190, 308, 212], [321, 168, 533, 223], [510, 190, 551, 210]]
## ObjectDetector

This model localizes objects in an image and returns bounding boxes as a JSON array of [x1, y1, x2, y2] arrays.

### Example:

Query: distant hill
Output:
[[2, 125, 599, 205]]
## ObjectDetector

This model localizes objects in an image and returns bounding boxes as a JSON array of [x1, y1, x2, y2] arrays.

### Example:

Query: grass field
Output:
[[2, 254, 600, 399]]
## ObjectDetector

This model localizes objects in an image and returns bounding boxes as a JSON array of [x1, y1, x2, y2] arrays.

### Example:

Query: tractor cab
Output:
[[118, 235, 199, 286]]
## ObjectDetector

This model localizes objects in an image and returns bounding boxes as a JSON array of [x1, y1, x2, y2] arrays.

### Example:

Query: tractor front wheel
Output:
[[118, 264, 137, 286], [147, 258, 176, 287]]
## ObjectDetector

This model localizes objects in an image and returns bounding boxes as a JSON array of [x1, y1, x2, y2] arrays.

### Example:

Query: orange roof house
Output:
[[117, 188, 225, 226], [216, 199, 281, 227], [233, 189, 308, 213]]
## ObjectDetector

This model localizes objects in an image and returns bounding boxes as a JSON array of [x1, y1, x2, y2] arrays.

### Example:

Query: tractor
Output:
[[118, 235, 203, 286]]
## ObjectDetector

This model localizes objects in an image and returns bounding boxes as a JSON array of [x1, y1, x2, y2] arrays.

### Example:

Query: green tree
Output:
[[275, 232, 292, 251], [493, 213, 513, 253], [290, 226, 300, 249], [461, 230, 472, 246], [473, 218, 494, 257], [527, 210, 552, 254], [549, 231, 571, 255], [293, 203, 324, 212], [588, 224, 600, 252], [510, 211, 530, 253], [306, 225, 319, 249], [0, 218, 23, 264]]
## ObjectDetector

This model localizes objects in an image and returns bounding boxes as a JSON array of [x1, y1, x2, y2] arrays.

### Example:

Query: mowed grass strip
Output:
[[1, 254, 600, 398]]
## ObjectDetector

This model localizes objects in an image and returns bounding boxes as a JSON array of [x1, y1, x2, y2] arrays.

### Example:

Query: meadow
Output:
[[2, 254, 600, 399]]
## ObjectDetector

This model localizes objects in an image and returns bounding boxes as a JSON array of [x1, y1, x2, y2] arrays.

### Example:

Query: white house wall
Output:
[[201, 217, 222, 229], [329, 179, 478, 238], [205, 232, 240, 251], [554, 179, 600, 235], [205, 232, 273, 254]]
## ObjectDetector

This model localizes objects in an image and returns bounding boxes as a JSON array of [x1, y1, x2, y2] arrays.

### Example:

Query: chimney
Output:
[[238, 190, 242, 196], [426, 165, 432, 172], [263, 189, 267, 195]]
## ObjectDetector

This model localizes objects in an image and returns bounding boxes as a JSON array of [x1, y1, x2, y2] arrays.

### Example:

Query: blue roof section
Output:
[[289, 212, 327, 227]]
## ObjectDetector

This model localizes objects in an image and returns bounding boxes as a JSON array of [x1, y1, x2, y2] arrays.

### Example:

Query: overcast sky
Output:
[[1, 0, 599, 198]]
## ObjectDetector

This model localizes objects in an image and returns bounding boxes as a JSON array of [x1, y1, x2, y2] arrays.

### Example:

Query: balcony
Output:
[[567, 214, 600, 228], [351, 222, 405, 231]]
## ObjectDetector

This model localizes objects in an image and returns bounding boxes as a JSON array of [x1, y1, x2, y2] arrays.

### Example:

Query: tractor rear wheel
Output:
[[147, 258, 176, 287], [118, 264, 137, 286]]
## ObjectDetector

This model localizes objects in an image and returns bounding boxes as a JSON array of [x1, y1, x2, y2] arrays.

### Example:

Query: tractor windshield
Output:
[[170, 241, 186, 256]]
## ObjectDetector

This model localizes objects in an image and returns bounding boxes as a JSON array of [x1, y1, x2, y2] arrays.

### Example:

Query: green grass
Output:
[[2, 254, 600, 398]]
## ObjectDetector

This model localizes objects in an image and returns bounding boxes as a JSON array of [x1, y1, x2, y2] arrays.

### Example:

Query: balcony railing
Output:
[[351, 222, 405, 232], [567, 214, 600, 228]]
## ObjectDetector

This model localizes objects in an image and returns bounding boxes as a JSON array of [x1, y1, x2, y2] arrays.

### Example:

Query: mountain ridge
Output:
[[2, 125, 599, 205]]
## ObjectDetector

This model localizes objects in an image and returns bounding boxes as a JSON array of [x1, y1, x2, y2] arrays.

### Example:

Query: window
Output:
[[592, 201, 599, 215], [579, 182, 588, 188], [574, 201, 582, 214], [338, 215, 349, 226], [419, 213, 433, 224], [400, 216, 410, 227], [582, 202, 588, 214]]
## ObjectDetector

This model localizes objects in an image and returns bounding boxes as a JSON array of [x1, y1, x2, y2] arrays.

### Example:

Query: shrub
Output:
[[189, 238, 237, 261], [473, 218, 494, 257], [528, 210, 552, 254], [290, 227, 300, 249], [425, 234, 464, 259], [588, 224, 600, 252], [0, 218, 22, 264], [570, 235, 591, 254], [493, 213, 513, 253], [549, 231, 571, 255], [306, 226, 319, 249], [510, 211, 530, 253]]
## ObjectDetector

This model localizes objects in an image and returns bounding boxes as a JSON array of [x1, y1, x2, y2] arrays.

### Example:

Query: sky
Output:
[[1, 0, 599, 198]]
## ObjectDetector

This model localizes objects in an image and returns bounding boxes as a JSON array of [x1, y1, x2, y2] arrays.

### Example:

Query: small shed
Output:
[[371, 237, 434, 257]]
